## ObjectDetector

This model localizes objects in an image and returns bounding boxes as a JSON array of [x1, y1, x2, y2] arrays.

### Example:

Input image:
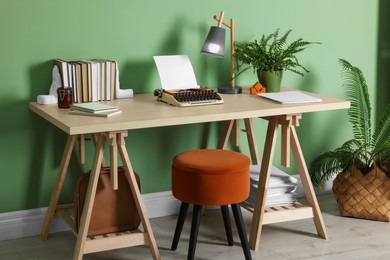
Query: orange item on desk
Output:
[[250, 82, 266, 95]]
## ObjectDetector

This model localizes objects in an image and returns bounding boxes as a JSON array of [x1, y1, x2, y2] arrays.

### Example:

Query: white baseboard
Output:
[[0, 177, 333, 242], [0, 191, 180, 242], [293, 174, 334, 197]]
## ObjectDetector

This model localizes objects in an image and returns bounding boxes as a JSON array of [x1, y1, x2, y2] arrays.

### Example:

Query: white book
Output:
[[96, 60, 103, 101], [89, 61, 99, 102], [258, 91, 322, 104], [100, 61, 106, 101], [105, 60, 111, 100], [54, 59, 69, 88], [71, 63, 77, 103], [67, 63, 73, 91]]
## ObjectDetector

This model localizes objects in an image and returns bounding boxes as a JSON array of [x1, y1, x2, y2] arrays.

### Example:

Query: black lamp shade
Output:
[[201, 26, 226, 58]]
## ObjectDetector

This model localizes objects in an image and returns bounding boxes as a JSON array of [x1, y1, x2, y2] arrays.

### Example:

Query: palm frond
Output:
[[309, 146, 356, 190], [309, 59, 390, 187], [340, 139, 362, 150], [339, 59, 372, 148], [373, 143, 390, 172], [372, 103, 390, 151]]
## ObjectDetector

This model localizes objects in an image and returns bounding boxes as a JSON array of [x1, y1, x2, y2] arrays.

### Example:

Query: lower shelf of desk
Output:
[[55, 204, 148, 254], [241, 202, 314, 225]]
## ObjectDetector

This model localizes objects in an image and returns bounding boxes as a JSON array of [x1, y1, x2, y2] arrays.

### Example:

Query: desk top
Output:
[[29, 88, 350, 135]]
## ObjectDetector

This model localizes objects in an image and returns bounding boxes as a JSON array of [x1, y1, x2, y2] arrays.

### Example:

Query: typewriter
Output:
[[153, 87, 224, 107]]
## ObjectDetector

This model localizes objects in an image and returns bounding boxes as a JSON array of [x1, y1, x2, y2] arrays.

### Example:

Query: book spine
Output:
[[54, 58, 69, 88], [54, 58, 118, 103]]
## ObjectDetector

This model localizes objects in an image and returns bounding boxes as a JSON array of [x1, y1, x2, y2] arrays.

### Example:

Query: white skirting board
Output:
[[0, 175, 333, 242], [0, 191, 181, 242]]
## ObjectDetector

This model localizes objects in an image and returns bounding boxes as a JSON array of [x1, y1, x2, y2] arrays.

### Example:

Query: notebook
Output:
[[69, 109, 122, 117], [258, 91, 322, 104], [70, 102, 119, 113]]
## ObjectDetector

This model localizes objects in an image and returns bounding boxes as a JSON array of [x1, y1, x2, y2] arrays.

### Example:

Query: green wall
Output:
[[0, 0, 379, 213], [377, 0, 390, 116]]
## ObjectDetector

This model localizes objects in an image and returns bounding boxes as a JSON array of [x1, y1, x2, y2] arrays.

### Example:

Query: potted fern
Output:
[[234, 29, 319, 92], [309, 59, 390, 221]]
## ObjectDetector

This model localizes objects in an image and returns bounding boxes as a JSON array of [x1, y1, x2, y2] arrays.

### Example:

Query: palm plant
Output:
[[234, 29, 319, 78], [309, 59, 390, 190]]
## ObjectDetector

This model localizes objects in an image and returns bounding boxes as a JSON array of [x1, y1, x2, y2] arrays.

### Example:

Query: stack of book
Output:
[[54, 58, 118, 104], [69, 102, 122, 117], [245, 165, 298, 207]]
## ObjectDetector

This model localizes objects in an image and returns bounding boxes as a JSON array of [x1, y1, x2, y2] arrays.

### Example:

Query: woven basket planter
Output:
[[332, 167, 390, 222]]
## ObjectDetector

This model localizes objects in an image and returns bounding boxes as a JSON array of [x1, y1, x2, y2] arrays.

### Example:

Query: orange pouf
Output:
[[171, 149, 252, 260]]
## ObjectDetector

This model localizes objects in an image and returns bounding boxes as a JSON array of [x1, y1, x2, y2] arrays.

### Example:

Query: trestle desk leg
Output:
[[91, 133, 107, 167], [41, 135, 77, 240], [218, 120, 235, 149], [117, 132, 161, 260], [78, 134, 86, 164], [249, 119, 279, 250], [218, 119, 260, 165], [290, 126, 328, 240], [243, 118, 260, 165], [73, 133, 107, 260]]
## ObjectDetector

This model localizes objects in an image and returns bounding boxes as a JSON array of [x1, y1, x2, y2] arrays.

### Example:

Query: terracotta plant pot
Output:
[[257, 70, 283, 92]]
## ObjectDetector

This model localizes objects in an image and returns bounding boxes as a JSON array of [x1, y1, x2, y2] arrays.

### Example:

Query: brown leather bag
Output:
[[74, 166, 141, 236]]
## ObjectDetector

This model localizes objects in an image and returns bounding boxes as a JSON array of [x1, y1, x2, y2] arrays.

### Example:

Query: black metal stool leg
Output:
[[221, 205, 234, 246], [171, 202, 190, 251], [188, 205, 202, 260], [231, 204, 252, 260]]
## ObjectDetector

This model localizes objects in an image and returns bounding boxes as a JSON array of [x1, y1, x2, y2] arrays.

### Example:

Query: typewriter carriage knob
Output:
[[154, 88, 164, 98]]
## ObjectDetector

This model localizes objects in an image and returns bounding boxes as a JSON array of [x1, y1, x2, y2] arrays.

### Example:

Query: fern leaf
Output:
[[234, 29, 319, 76], [339, 59, 372, 148]]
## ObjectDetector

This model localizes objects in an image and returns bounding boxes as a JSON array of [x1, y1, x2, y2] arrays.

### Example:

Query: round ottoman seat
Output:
[[172, 149, 250, 206], [171, 149, 252, 260]]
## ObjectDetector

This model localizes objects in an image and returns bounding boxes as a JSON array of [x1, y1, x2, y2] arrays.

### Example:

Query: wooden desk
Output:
[[29, 88, 349, 259]]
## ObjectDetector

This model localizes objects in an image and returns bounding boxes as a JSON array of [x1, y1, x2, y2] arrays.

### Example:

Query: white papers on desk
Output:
[[153, 55, 199, 90], [246, 165, 298, 207], [258, 91, 322, 104]]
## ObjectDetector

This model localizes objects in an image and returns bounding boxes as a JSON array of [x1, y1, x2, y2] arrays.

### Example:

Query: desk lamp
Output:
[[201, 11, 242, 94]]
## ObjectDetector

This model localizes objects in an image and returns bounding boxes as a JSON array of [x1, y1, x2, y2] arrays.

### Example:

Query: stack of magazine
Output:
[[245, 165, 298, 207], [69, 102, 122, 117]]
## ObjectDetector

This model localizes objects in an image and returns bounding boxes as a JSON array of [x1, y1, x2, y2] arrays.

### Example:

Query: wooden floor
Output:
[[1, 194, 390, 260]]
